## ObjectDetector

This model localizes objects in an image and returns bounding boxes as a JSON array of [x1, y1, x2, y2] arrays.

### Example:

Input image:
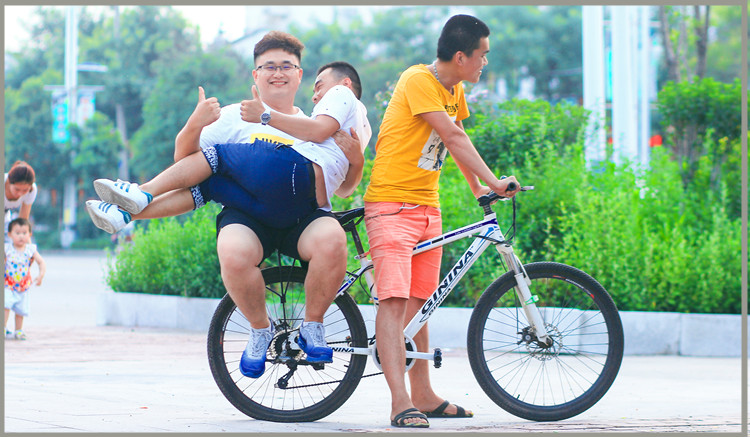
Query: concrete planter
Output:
[[97, 291, 221, 332], [98, 291, 743, 357]]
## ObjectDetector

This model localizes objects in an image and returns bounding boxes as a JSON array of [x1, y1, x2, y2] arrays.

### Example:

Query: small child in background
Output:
[[5, 218, 46, 340]]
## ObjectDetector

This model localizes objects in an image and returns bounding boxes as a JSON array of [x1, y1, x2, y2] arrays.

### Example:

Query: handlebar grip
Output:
[[477, 184, 533, 206]]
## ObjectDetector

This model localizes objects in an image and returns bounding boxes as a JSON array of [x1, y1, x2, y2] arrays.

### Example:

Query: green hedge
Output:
[[105, 204, 223, 298], [543, 147, 741, 314], [104, 96, 742, 314]]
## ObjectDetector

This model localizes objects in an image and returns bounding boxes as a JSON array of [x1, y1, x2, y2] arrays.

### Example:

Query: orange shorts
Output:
[[364, 202, 442, 301]]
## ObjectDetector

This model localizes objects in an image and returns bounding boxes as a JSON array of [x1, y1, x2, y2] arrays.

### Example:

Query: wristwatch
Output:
[[260, 109, 271, 125]]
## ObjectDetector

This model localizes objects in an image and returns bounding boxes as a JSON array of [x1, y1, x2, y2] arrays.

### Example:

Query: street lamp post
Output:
[[60, 5, 80, 249], [44, 6, 107, 248]]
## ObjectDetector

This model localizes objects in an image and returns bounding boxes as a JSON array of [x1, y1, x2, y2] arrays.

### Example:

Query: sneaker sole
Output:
[[304, 355, 333, 364], [297, 337, 333, 363], [86, 203, 123, 234], [239, 365, 265, 378], [94, 180, 146, 215]]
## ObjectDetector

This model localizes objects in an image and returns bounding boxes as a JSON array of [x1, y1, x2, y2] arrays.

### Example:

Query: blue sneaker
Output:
[[239, 325, 274, 378], [297, 322, 333, 363]]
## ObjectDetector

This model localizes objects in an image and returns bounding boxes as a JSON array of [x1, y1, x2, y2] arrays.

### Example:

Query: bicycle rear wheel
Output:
[[207, 266, 368, 422], [467, 262, 623, 421]]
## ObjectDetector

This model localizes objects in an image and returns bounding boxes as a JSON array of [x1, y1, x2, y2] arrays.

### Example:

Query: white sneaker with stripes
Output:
[[86, 200, 132, 234], [94, 178, 152, 215]]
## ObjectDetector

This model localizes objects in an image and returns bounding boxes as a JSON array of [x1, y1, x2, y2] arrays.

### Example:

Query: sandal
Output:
[[422, 400, 473, 418], [391, 407, 430, 428]]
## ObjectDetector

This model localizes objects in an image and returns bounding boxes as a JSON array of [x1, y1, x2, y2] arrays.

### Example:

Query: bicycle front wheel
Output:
[[467, 262, 624, 421], [207, 266, 368, 422]]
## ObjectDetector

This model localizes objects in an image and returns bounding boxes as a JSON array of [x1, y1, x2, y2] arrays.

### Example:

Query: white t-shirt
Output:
[[4, 173, 38, 225], [293, 85, 372, 209], [199, 103, 307, 149]]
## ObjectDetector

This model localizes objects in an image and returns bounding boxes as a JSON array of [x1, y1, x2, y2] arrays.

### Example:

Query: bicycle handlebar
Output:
[[477, 184, 534, 206]]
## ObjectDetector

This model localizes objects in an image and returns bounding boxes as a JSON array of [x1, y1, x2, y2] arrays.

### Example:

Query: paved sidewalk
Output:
[[3, 251, 745, 433]]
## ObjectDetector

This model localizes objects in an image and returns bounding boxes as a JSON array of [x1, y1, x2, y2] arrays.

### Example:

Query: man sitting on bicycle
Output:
[[87, 32, 368, 379], [362, 14, 520, 428]]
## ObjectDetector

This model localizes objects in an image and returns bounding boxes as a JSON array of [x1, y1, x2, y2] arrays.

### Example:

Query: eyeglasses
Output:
[[256, 63, 300, 73]]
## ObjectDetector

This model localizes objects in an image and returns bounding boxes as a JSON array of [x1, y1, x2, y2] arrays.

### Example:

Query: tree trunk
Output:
[[658, 6, 681, 82], [678, 6, 689, 81], [693, 5, 710, 79]]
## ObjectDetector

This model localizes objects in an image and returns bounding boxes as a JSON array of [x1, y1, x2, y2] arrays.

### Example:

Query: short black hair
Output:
[[254, 31, 304, 64], [437, 14, 490, 62], [317, 61, 362, 100], [8, 217, 31, 233]]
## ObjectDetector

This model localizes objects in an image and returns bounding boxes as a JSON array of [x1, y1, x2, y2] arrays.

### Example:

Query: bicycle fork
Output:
[[495, 244, 553, 347]]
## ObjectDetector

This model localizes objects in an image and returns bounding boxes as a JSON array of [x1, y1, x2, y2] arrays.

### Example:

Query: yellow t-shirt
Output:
[[364, 64, 470, 208]]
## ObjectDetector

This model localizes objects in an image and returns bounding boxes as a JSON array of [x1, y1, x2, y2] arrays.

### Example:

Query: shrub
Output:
[[465, 98, 589, 173], [544, 146, 742, 314], [105, 203, 223, 297]]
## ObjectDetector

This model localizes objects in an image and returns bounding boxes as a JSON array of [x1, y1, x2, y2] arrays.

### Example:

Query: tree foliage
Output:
[[84, 6, 202, 139], [476, 5, 583, 101], [655, 77, 743, 189], [129, 48, 252, 179], [5, 7, 68, 89], [705, 6, 744, 83]]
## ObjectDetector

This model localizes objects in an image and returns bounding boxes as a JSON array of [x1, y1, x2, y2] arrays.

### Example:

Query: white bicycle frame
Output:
[[332, 201, 551, 362]]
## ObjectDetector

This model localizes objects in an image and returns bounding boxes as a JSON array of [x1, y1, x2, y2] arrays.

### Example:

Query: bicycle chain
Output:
[[275, 339, 383, 390], [278, 370, 383, 390]]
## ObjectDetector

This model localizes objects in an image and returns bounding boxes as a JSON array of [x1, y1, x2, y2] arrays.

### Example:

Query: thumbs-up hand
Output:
[[240, 85, 266, 123], [188, 86, 221, 129]]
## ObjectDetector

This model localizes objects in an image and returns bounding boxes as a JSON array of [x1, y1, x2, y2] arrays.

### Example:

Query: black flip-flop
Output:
[[422, 400, 473, 418], [391, 407, 430, 428]]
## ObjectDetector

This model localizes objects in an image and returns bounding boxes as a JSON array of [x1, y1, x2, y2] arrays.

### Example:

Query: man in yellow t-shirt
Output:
[[363, 14, 520, 428]]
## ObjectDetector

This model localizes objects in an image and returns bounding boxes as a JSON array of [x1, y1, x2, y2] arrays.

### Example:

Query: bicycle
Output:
[[206, 185, 624, 423]]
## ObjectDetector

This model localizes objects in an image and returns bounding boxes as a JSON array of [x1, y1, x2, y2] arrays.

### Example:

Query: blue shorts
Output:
[[195, 140, 318, 229]]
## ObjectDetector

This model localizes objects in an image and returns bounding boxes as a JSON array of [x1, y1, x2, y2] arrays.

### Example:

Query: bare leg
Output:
[[139, 151, 212, 198], [296, 216, 347, 322], [406, 297, 472, 416], [14, 314, 23, 331], [377, 297, 428, 426], [132, 188, 197, 221], [4, 309, 9, 328], [216, 224, 269, 329]]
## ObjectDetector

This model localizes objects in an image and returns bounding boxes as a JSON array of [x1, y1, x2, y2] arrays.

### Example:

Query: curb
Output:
[[97, 291, 744, 357]]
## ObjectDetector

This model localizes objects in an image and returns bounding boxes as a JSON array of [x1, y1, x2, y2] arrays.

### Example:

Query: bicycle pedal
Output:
[[433, 348, 442, 368], [310, 362, 325, 371]]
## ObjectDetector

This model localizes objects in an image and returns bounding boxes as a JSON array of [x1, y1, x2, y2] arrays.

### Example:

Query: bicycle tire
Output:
[[207, 266, 368, 422], [467, 262, 624, 421]]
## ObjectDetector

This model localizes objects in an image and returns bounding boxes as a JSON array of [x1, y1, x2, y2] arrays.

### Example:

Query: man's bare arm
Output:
[[240, 85, 340, 143], [174, 86, 221, 161], [333, 128, 364, 198]]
